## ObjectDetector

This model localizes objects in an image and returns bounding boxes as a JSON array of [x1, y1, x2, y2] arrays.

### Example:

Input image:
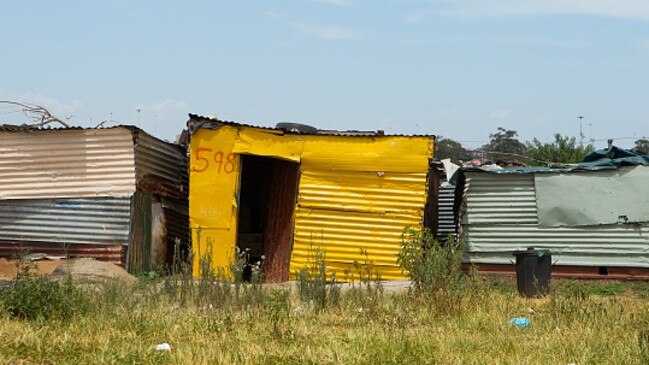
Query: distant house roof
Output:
[[460, 146, 649, 176]]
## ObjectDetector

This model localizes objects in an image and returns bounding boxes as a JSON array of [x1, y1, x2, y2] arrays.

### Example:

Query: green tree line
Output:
[[436, 127, 649, 167]]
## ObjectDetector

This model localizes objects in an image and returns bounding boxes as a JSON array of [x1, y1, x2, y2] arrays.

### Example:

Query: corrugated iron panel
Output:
[[0, 197, 131, 245], [0, 128, 136, 200], [162, 197, 190, 260], [290, 169, 428, 281], [128, 192, 152, 273], [462, 172, 649, 268], [0, 242, 126, 266], [438, 184, 456, 240], [134, 132, 188, 199], [465, 173, 538, 224]]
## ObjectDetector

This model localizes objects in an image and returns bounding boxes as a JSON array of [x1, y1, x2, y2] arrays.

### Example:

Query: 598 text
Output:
[[192, 147, 236, 173]]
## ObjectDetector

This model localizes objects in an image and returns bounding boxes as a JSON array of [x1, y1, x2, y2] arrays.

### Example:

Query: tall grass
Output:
[[1, 230, 649, 363], [1, 275, 648, 363]]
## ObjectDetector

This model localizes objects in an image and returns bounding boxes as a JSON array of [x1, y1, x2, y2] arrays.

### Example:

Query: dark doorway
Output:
[[237, 154, 300, 282]]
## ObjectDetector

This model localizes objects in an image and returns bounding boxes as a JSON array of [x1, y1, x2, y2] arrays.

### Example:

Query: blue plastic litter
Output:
[[508, 317, 531, 328]]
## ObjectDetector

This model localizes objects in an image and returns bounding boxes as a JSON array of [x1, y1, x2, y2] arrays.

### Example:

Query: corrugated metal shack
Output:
[[187, 114, 434, 282], [0, 125, 189, 273], [456, 147, 649, 279]]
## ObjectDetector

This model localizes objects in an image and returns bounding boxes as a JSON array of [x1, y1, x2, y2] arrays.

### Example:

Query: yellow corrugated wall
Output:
[[289, 136, 432, 281], [189, 124, 433, 280]]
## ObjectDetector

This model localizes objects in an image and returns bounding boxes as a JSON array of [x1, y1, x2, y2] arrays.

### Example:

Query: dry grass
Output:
[[1, 277, 648, 364]]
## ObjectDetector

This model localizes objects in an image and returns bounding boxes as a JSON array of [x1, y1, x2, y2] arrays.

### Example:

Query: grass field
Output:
[[1, 273, 649, 364]]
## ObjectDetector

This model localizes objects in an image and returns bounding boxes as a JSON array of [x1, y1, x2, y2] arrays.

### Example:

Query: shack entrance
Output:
[[236, 154, 300, 282]]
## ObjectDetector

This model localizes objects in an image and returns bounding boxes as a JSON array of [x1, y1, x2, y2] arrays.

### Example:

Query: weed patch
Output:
[[0, 261, 89, 322]]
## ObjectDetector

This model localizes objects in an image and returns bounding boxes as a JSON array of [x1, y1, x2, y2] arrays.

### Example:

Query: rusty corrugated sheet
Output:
[[465, 263, 649, 280], [127, 191, 152, 273], [0, 128, 136, 200], [290, 169, 428, 281], [0, 197, 131, 245], [161, 197, 190, 263], [0, 242, 126, 266], [262, 159, 299, 283], [134, 132, 188, 199], [461, 172, 649, 270]]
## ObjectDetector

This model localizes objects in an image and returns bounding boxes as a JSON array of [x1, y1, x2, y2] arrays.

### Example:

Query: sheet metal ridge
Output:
[[0, 124, 184, 148], [458, 164, 641, 178], [187, 113, 434, 138]]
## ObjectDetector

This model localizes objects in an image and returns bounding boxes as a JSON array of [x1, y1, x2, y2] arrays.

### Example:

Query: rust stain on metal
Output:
[[262, 159, 300, 283], [465, 263, 649, 280], [0, 241, 126, 266]]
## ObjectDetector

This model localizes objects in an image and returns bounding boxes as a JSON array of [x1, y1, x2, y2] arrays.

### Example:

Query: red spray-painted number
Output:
[[192, 147, 235, 174]]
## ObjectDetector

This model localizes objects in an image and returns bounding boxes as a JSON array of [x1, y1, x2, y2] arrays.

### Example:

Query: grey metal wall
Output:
[[462, 172, 649, 268], [0, 197, 131, 245]]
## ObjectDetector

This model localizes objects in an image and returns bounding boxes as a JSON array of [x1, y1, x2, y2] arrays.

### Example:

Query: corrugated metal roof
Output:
[[461, 172, 649, 268], [0, 128, 136, 199], [289, 169, 428, 281], [187, 113, 434, 138], [0, 197, 131, 245], [134, 131, 188, 199]]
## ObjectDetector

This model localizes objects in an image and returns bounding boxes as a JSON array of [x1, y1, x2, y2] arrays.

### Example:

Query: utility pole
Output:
[[578, 116, 584, 147], [136, 109, 141, 127]]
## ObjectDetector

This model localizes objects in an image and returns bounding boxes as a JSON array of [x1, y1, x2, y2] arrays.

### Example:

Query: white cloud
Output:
[[138, 99, 187, 113], [407, 0, 649, 21], [403, 9, 437, 23], [292, 23, 361, 40], [438, 105, 459, 116], [25, 94, 83, 117], [0, 90, 83, 123], [488, 110, 512, 119], [306, 0, 354, 6], [266, 8, 361, 41]]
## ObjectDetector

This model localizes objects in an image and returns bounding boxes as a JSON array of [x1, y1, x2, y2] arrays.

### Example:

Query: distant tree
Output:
[[0, 100, 69, 128], [482, 127, 526, 161], [435, 137, 471, 164], [633, 138, 649, 154], [525, 134, 594, 166]]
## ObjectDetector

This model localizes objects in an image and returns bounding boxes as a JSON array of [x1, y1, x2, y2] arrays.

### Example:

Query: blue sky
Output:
[[1, 0, 648, 148]]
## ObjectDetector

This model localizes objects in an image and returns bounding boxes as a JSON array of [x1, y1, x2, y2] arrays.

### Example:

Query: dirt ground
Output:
[[0, 258, 62, 281], [0, 257, 136, 284]]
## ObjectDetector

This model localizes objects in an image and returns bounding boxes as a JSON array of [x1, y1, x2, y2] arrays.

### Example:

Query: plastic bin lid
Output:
[[512, 247, 551, 256]]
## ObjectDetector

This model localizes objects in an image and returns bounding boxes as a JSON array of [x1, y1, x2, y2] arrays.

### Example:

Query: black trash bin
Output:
[[513, 247, 551, 297]]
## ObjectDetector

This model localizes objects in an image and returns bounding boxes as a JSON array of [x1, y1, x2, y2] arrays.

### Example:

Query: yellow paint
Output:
[[189, 127, 240, 276], [189, 122, 434, 281], [290, 169, 428, 281], [301, 136, 431, 172], [232, 128, 305, 162]]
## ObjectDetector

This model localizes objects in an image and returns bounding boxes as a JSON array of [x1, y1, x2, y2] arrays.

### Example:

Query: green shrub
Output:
[[266, 289, 292, 338], [397, 228, 466, 297], [0, 263, 89, 321], [296, 244, 340, 312]]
